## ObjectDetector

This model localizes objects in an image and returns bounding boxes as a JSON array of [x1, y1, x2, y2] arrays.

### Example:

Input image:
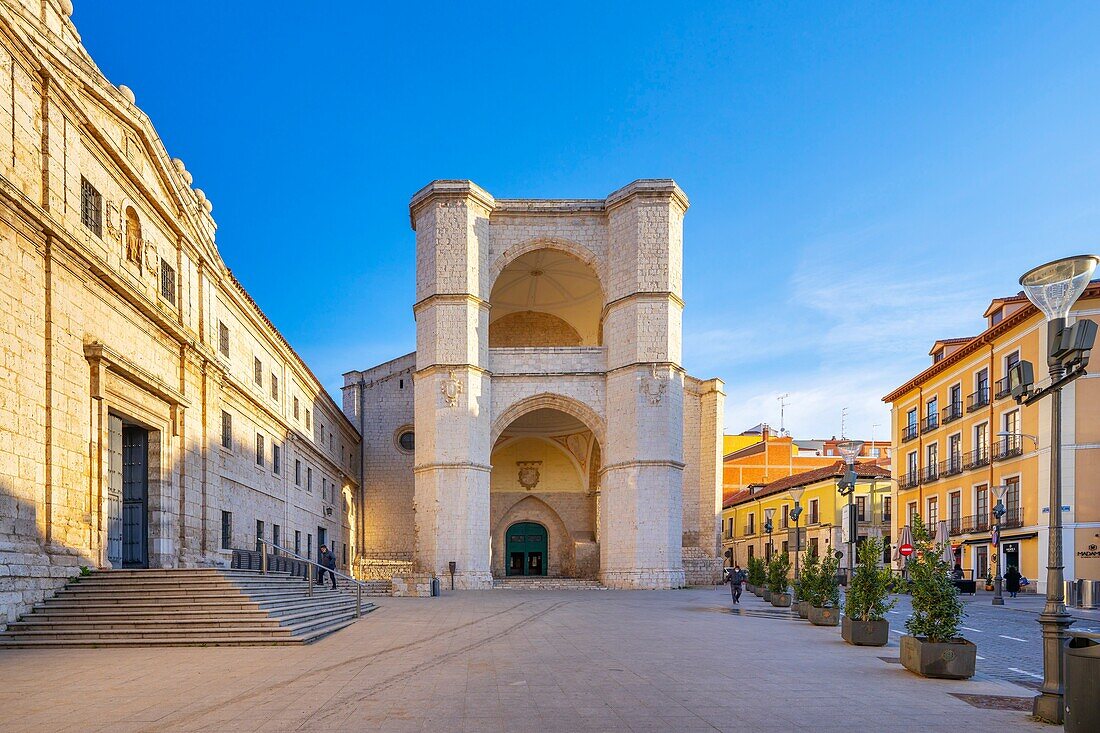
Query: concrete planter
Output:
[[841, 616, 890, 646], [771, 592, 791, 607], [899, 635, 976, 679], [808, 606, 840, 626], [763, 589, 772, 602], [746, 584, 755, 594], [797, 600, 810, 619]]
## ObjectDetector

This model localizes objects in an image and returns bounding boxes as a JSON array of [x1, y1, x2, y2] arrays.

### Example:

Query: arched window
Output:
[[124, 206, 142, 263]]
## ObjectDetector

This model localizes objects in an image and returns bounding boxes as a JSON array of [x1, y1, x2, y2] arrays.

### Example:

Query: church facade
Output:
[[343, 180, 724, 589]]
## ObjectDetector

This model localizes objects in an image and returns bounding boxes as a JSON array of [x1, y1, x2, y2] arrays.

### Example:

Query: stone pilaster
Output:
[[409, 181, 495, 588], [600, 180, 689, 589]]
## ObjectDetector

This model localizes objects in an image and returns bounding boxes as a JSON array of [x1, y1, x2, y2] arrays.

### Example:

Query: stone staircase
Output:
[[0, 568, 376, 648], [492, 577, 606, 590]]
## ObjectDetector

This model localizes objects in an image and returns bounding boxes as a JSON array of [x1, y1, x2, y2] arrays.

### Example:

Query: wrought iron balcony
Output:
[[940, 455, 964, 477], [743, 525, 755, 536], [967, 387, 990, 412], [994, 376, 1012, 400], [948, 517, 965, 536], [958, 508, 1024, 534], [900, 472, 921, 489], [902, 423, 919, 442], [993, 435, 1024, 461], [962, 446, 990, 470], [1001, 508, 1024, 529], [923, 464, 940, 483], [960, 513, 990, 534], [921, 413, 939, 433], [941, 401, 963, 424]]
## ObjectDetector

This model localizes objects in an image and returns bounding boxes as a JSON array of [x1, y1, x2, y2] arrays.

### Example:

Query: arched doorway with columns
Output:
[[489, 406, 601, 579]]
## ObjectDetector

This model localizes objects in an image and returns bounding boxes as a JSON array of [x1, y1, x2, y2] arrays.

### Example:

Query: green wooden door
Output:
[[505, 522, 548, 576]]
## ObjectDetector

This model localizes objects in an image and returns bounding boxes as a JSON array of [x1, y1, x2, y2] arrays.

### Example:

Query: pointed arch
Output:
[[491, 392, 605, 447]]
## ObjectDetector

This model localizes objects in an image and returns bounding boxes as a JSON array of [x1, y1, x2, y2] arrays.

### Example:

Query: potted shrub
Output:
[[983, 570, 994, 592], [842, 537, 896, 646], [748, 557, 765, 596], [767, 553, 791, 607], [807, 552, 841, 626], [900, 517, 976, 679], [795, 548, 819, 619]]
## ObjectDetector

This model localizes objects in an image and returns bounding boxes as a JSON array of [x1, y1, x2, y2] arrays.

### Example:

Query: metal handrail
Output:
[[256, 538, 366, 618]]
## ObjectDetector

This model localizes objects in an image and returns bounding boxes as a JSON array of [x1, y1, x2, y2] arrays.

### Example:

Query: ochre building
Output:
[[343, 180, 725, 589], [883, 282, 1100, 591], [0, 0, 359, 628]]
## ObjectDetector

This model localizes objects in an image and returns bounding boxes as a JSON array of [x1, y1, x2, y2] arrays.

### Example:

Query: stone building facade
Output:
[[344, 180, 725, 589], [0, 0, 359, 628]]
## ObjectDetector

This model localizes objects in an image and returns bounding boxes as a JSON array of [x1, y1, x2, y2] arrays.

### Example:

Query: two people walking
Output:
[[316, 544, 338, 590], [725, 564, 745, 604]]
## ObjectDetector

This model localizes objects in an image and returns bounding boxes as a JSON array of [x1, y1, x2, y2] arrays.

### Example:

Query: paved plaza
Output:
[[0, 588, 1058, 733]]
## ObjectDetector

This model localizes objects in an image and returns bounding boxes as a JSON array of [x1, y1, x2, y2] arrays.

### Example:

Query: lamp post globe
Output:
[[1017, 254, 1098, 725]]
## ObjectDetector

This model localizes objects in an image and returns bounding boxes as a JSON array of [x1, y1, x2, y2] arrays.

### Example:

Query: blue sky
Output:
[[74, 2, 1100, 440]]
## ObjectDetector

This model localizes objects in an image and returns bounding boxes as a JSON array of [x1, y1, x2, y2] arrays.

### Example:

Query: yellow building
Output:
[[883, 282, 1100, 591], [722, 461, 891, 570]]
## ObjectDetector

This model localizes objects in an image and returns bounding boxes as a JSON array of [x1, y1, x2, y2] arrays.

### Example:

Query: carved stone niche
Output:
[[517, 461, 542, 491]]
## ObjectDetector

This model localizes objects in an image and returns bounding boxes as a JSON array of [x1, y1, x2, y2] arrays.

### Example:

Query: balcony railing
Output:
[[994, 376, 1012, 400], [902, 423, 919, 442], [743, 525, 755, 536], [948, 517, 965, 536], [967, 387, 990, 412], [923, 464, 940, 483], [921, 413, 939, 433], [962, 446, 990, 470], [941, 401, 963, 424], [940, 455, 964, 477], [993, 435, 1024, 461], [959, 508, 1024, 534], [901, 472, 921, 489]]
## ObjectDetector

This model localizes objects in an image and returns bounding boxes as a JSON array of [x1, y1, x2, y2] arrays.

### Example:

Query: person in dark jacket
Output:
[[727, 564, 745, 604], [317, 545, 338, 590], [1005, 566, 1021, 598]]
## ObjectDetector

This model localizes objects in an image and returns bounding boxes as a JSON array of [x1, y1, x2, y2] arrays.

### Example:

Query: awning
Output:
[[962, 532, 1039, 546]]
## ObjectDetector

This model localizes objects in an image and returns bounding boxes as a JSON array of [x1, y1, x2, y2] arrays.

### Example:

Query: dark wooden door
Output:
[[106, 415, 123, 568], [122, 426, 148, 568]]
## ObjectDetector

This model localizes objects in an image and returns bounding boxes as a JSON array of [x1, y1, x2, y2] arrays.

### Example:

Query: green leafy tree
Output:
[[904, 516, 964, 642], [844, 537, 897, 621], [817, 552, 842, 608], [766, 552, 791, 595], [796, 547, 820, 603]]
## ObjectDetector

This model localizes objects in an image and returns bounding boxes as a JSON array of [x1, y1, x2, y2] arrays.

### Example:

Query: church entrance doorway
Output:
[[506, 521, 548, 576], [107, 414, 149, 568]]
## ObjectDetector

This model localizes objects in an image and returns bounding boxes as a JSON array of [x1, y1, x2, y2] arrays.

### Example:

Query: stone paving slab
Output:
[[0, 588, 1052, 732]]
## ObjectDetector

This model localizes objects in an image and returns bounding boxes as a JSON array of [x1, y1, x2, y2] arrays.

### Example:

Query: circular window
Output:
[[396, 429, 415, 453]]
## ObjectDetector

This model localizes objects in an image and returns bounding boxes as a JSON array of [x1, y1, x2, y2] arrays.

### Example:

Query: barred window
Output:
[[220, 510, 232, 550], [80, 177, 102, 237], [255, 433, 264, 466], [220, 410, 232, 449], [271, 374, 279, 400], [253, 357, 262, 386], [273, 444, 281, 475], [160, 258, 176, 305], [218, 321, 230, 358]]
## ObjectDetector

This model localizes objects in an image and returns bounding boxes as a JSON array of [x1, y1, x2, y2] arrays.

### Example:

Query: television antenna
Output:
[[841, 407, 849, 439], [777, 394, 790, 436]]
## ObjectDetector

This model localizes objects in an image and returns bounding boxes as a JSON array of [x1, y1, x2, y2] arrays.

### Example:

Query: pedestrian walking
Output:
[[727, 564, 744, 604], [317, 544, 338, 590], [1005, 565, 1021, 598]]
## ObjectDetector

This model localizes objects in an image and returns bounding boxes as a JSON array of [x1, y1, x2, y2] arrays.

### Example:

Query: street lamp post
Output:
[[764, 507, 776, 562], [836, 440, 864, 584], [990, 483, 1009, 606], [789, 487, 805, 601], [1010, 254, 1099, 725]]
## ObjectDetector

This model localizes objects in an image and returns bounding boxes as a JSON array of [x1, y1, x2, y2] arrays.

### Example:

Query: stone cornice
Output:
[[603, 290, 686, 317], [605, 179, 689, 214], [411, 292, 489, 315], [408, 179, 496, 229], [413, 462, 493, 474], [413, 363, 492, 378], [600, 459, 686, 476]]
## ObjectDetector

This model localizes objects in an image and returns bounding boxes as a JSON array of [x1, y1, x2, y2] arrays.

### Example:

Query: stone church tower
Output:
[[344, 179, 723, 590]]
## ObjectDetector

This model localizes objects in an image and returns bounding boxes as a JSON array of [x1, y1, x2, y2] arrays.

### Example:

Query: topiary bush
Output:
[[795, 547, 819, 601], [766, 552, 791, 596], [748, 556, 766, 587], [845, 537, 896, 621], [816, 552, 842, 608], [904, 516, 964, 642]]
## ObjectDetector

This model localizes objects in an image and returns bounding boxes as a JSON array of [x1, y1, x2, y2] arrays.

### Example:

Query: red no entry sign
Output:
[[899, 543, 914, 557]]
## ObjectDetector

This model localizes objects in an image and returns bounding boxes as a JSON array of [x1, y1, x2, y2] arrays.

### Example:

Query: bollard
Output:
[[1065, 579, 1078, 608]]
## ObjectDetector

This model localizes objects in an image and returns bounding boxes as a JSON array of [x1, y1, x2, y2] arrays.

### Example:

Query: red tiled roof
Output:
[[723, 461, 891, 509]]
